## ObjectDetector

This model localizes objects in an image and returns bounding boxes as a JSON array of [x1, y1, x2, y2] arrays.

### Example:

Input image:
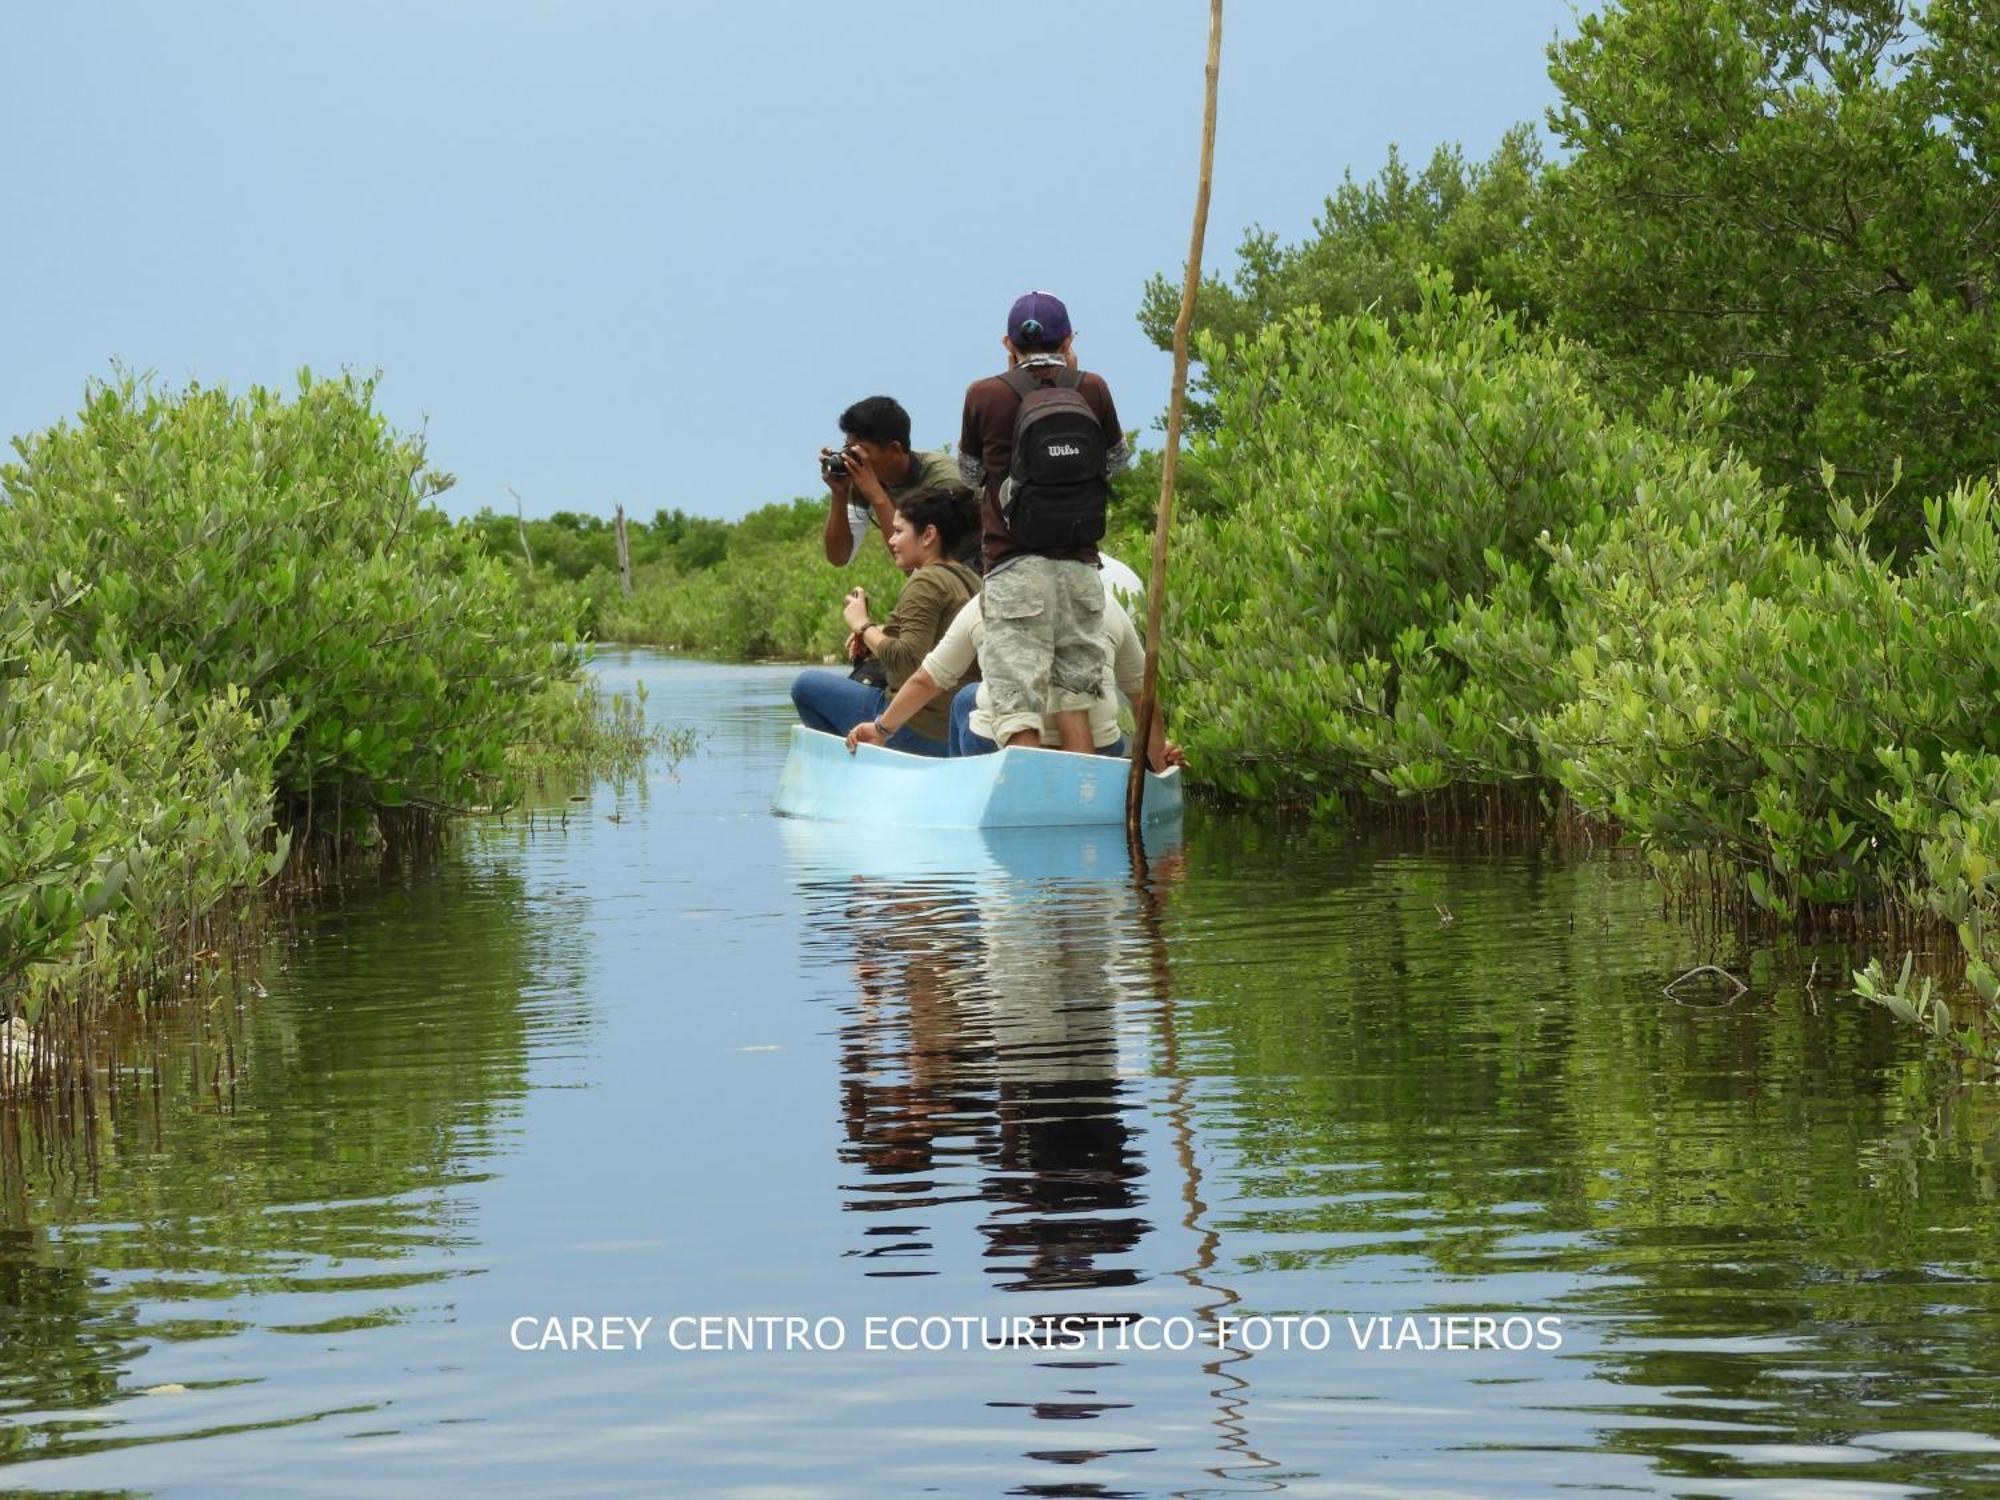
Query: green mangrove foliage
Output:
[[0, 373, 627, 1037], [1142, 0, 2000, 1053], [1151, 1, 2000, 552], [1537, 478, 2000, 1062], [1139, 127, 1548, 423], [1855, 750, 2000, 1063], [0, 373, 582, 837], [465, 505, 735, 641], [1165, 282, 1769, 805], [466, 505, 732, 581], [523, 465, 1166, 663], [594, 498, 904, 660], [1544, 0, 2000, 547], [1544, 486, 2000, 910], [0, 604, 279, 1020], [1166, 284, 2000, 1058]]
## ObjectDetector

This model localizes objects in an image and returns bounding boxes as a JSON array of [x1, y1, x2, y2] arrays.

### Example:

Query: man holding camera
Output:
[[819, 395, 979, 569]]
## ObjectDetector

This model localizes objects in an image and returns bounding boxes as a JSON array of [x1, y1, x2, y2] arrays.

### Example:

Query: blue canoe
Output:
[[771, 725, 1184, 830]]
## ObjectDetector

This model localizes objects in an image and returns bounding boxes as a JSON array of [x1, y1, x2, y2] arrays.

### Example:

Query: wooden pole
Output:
[[508, 488, 535, 568], [1128, 0, 1223, 836], [614, 502, 633, 597]]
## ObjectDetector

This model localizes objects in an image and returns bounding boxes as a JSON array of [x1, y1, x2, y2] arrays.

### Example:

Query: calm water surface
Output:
[[2, 650, 1997, 1497]]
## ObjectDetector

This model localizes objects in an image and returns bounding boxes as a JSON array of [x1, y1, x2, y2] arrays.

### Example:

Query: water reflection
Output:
[[0, 844, 585, 1465], [789, 822, 1290, 1491], [790, 810, 2000, 1495], [1159, 819, 2000, 1496], [789, 825, 1163, 1299], [3, 654, 1998, 1497]]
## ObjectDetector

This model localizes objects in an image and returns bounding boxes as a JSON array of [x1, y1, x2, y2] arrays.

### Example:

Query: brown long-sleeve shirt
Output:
[[870, 559, 981, 743], [958, 364, 1128, 572]]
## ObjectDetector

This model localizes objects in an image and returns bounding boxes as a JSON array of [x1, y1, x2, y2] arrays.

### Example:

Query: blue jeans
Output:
[[946, 682, 1125, 759], [790, 670, 949, 757], [949, 682, 996, 756]]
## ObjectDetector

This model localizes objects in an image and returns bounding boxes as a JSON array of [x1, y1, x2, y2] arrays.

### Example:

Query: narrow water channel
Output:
[[2, 650, 1997, 1497]]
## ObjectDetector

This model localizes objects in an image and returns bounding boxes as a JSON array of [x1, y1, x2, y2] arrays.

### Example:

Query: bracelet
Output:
[[873, 717, 892, 738]]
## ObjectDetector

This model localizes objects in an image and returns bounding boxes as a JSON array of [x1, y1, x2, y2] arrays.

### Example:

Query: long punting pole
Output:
[[1127, 0, 1223, 836]]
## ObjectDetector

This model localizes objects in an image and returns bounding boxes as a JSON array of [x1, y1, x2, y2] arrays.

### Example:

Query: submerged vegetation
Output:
[[1, 374, 655, 1070], [508, 674, 694, 784]]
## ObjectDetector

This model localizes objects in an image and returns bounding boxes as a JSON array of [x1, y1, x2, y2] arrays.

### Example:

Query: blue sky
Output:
[[3, 2, 1575, 521]]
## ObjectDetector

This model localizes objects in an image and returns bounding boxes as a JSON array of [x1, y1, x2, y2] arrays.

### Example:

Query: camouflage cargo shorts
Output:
[[979, 555, 1106, 743]]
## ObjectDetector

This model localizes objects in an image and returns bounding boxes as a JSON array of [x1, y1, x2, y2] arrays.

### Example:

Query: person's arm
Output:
[[1107, 608, 1183, 771], [845, 448, 896, 553], [1084, 375, 1132, 474], [846, 667, 945, 751], [918, 597, 980, 690], [1110, 606, 1146, 703], [1141, 708, 1184, 773], [866, 573, 948, 681], [820, 451, 858, 566], [957, 384, 988, 489]]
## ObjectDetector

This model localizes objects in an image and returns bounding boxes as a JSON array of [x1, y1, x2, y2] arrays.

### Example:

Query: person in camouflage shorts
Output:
[[978, 555, 1105, 745], [957, 292, 1130, 751]]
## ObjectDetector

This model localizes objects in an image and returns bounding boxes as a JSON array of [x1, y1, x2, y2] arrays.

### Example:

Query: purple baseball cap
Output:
[[1008, 290, 1072, 348]]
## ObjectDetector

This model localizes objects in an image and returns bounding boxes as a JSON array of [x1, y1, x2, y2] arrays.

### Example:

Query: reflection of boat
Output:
[[785, 805, 1168, 1298], [771, 726, 1183, 830]]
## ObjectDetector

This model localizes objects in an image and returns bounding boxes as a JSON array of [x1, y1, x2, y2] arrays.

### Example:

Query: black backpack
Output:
[[999, 367, 1108, 551]]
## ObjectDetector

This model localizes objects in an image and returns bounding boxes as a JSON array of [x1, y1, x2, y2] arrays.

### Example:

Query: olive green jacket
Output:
[[871, 559, 980, 743]]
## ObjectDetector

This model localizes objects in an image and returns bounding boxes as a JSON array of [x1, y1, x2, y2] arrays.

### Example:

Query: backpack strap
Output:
[[998, 365, 1083, 399], [943, 558, 981, 599]]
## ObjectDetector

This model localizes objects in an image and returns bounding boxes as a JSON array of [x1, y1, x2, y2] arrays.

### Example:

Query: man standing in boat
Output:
[[819, 396, 979, 570], [957, 291, 1130, 754]]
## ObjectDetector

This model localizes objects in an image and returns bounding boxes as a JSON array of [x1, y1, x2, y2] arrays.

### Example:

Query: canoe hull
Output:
[[771, 726, 1183, 829]]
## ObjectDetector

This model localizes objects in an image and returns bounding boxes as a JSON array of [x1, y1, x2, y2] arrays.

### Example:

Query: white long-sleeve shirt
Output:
[[920, 582, 1145, 748]]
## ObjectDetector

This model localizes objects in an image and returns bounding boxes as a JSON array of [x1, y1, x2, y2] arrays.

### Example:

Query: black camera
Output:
[[821, 446, 851, 478]]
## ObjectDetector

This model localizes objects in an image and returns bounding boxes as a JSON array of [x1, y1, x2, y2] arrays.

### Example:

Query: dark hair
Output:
[[895, 489, 976, 555], [1011, 323, 1064, 354], [837, 395, 911, 449]]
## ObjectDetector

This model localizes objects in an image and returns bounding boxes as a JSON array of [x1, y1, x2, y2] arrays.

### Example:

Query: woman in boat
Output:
[[844, 586, 1185, 772], [790, 489, 981, 756]]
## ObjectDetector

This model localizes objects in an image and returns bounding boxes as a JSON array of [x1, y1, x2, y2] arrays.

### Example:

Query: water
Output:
[[2, 650, 1997, 1497]]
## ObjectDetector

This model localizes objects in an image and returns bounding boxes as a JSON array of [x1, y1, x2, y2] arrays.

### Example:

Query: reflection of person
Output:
[[801, 842, 1167, 1294], [820, 396, 979, 569], [834, 885, 988, 1187], [958, 292, 1131, 753], [973, 857, 1152, 1292], [790, 492, 980, 755]]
